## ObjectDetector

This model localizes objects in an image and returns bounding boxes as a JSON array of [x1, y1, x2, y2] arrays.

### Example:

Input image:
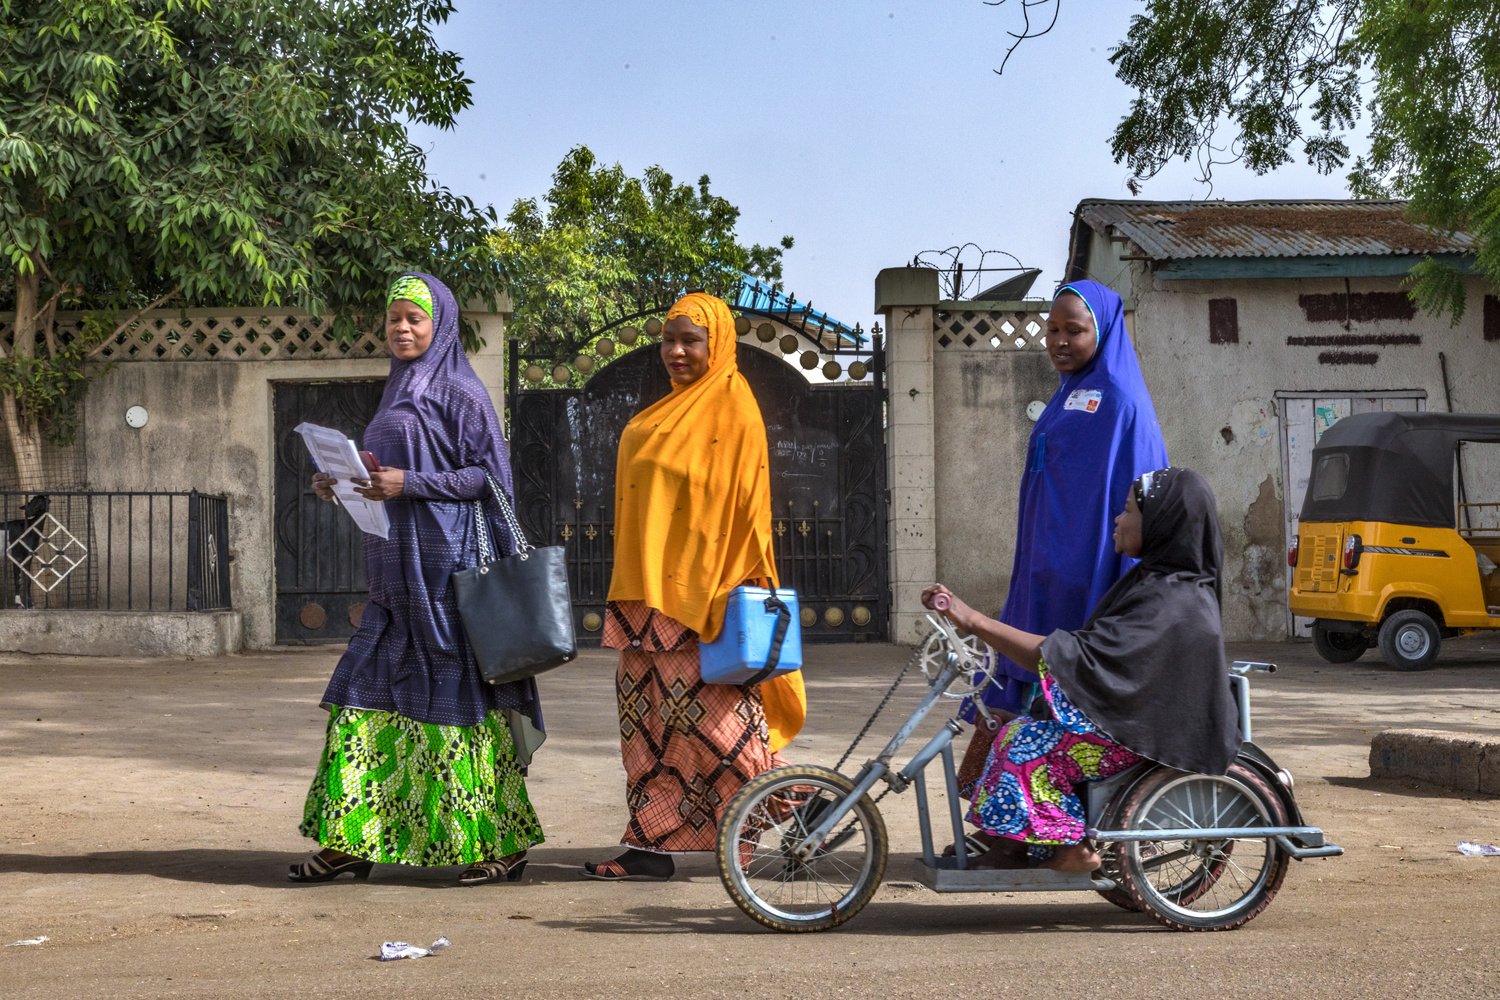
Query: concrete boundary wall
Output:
[[1, 308, 508, 654], [876, 268, 1055, 641], [1, 610, 243, 657]]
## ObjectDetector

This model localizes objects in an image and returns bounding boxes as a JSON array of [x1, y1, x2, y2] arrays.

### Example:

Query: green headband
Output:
[[386, 275, 434, 317]]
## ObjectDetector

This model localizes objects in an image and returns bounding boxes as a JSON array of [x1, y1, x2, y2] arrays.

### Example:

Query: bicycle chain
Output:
[[832, 643, 922, 774]]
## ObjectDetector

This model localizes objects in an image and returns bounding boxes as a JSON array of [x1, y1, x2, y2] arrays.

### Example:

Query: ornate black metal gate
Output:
[[509, 307, 887, 644], [272, 379, 385, 643]]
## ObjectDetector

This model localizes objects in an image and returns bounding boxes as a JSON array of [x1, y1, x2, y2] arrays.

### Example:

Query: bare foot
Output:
[[1041, 843, 1101, 873]]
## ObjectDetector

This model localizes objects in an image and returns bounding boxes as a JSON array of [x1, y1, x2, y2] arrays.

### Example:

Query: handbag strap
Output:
[[745, 593, 792, 686], [471, 469, 533, 563]]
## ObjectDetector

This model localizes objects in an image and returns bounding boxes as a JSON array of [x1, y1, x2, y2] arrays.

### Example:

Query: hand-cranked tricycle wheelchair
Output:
[[715, 611, 1342, 932]]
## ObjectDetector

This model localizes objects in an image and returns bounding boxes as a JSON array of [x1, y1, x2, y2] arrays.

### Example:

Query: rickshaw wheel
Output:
[[1093, 842, 1141, 912], [1311, 621, 1369, 664], [1115, 763, 1290, 932], [1377, 609, 1441, 671], [717, 764, 888, 933]]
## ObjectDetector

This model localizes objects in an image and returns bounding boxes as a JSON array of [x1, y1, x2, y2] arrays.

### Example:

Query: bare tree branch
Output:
[[987, 0, 1062, 77]]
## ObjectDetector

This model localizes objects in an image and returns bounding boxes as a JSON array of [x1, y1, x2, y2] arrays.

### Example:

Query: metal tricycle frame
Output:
[[716, 613, 1343, 932]]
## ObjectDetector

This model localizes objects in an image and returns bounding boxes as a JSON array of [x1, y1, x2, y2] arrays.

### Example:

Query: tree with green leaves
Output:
[[992, 0, 1500, 319], [494, 145, 793, 356], [0, 0, 503, 486]]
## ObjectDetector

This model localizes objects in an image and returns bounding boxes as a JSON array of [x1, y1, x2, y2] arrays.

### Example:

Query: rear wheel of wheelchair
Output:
[[1115, 763, 1290, 931], [1312, 620, 1368, 663], [717, 764, 888, 932], [1377, 609, 1441, 671]]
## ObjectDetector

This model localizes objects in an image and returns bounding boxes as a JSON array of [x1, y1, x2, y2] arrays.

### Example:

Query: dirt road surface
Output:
[[3, 637, 1499, 999]]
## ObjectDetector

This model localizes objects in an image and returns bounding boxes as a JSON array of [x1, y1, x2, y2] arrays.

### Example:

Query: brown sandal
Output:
[[458, 852, 528, 885]]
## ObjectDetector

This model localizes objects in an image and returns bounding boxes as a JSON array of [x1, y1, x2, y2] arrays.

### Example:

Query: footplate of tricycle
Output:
[[911, 857, 1117, 894]]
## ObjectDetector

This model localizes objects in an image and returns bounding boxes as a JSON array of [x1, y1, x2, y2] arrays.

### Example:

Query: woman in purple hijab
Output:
[[967, 280, 1169, 725], [291, 273, 544, 886]]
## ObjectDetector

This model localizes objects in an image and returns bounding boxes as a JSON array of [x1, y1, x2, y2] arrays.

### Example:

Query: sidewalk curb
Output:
[[1370, 728, 1500, 796]]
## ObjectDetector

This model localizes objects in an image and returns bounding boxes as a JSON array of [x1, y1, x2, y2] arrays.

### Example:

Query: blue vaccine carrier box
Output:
[[700, 587, 802, 685]]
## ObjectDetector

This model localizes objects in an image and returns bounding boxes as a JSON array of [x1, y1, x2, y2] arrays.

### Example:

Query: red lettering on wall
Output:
[[1298, 292, 1417, 323]]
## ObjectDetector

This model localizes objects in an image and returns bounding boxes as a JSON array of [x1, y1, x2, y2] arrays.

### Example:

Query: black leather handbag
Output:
[[452, 471, 576, 685]]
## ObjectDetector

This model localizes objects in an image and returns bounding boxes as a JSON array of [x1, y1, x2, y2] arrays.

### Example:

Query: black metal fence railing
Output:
[[0, 490, 232, 611]]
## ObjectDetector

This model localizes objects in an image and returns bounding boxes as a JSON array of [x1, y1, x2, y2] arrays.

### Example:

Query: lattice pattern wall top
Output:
[[5, 311, 389, 362], [934, 307, 1049, 351], [99, 311, 388, 361]]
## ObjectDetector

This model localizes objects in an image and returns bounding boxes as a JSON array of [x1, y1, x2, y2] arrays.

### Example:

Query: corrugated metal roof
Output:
[[1076, 199, 1475, 261]]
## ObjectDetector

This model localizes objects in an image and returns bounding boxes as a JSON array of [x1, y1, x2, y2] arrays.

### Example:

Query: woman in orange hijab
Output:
[[581, 291, 806, 881]]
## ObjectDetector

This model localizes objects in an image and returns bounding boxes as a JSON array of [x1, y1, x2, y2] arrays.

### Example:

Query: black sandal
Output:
[[970, 838, 1031, 870], [458, 852, 529, 886], [580, 848, 674, 881], [941, 832, 997, 858], [287, 849, 373, 883]]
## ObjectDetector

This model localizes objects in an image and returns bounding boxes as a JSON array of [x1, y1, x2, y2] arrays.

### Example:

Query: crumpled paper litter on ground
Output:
[[378, 936, 450, 961], [5, 936, 49, 947]]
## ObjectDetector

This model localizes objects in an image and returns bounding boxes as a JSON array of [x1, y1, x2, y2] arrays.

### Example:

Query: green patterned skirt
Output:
[[300, 706, 544, 866]]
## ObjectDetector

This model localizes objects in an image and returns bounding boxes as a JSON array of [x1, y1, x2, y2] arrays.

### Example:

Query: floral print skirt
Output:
[[967, 662, 1141, 846]]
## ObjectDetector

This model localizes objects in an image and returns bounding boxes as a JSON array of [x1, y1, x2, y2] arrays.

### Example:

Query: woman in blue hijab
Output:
[[970, 279, 1168, 721], [291, 273, 544, 886]]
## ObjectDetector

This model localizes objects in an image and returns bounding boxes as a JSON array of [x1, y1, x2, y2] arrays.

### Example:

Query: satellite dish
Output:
[[971, 268, 1042, 301]]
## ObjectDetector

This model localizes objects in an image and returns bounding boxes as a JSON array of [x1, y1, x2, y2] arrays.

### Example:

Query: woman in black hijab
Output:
[[922, 467, 1240, 872]]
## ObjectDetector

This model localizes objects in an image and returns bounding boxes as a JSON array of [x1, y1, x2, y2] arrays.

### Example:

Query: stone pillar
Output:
[[467, 296, 511, 413], [875, 267, 939, 643]]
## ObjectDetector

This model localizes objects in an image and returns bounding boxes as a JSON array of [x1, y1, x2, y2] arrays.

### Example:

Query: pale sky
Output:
[[409, 1, 1364, 332]]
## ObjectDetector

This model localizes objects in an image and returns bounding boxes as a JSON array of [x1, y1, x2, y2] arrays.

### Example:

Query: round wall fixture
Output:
[[125, 405, 149, 429], [1025, 400, 1047, 422]]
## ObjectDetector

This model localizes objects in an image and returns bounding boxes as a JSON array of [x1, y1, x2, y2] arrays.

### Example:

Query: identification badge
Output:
[[1064, 389, 1103, 413]]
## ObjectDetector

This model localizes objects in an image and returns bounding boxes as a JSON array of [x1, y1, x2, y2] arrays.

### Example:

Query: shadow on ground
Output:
[[533, 899, 1154, 936], [0, 849, 517, 890]]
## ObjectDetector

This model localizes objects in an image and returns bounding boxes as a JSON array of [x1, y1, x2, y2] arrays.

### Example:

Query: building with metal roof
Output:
[[1052, 197, 1500, 643], [1066, 198, 1477, 287]]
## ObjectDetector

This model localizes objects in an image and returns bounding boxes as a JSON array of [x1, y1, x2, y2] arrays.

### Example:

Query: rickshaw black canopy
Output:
[[1299, 412, 1500, 528]]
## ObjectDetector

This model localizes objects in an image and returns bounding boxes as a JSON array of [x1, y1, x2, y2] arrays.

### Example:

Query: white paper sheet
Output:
[[294, 422, 390, 539]]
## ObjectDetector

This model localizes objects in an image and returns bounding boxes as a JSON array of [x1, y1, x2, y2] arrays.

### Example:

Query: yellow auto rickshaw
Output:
[[1289, 411, 1500, 670]]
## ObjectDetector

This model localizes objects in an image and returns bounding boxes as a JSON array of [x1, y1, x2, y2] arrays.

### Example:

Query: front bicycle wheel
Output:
[[717, 764, 888, 932], [1114, 763, 1290, 931]]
